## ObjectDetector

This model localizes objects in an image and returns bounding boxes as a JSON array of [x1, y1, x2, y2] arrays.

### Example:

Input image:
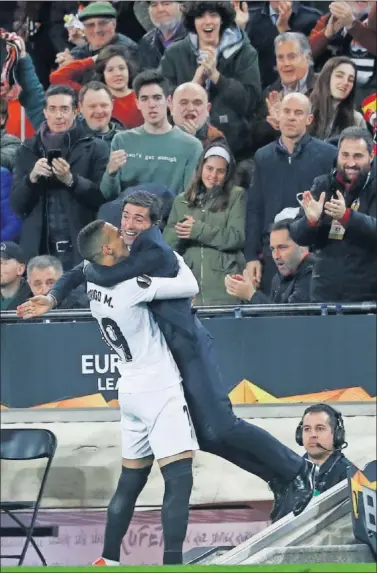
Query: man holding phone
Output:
[[11, 85, 110, 270]]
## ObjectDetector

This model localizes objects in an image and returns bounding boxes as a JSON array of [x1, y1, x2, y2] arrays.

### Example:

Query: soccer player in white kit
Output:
[[77, 220, 199, 566]]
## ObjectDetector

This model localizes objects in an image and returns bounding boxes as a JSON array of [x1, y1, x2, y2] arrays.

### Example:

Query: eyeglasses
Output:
[[83, 18, 113, 30]]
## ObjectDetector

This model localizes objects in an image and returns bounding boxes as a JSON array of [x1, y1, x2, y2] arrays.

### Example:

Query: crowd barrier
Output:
[[1, 303, 376, 409]]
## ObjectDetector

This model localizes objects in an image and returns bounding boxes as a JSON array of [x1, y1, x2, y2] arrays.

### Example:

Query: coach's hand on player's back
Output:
[[17, 295, 55, 320], [108, 150, 127, 175]]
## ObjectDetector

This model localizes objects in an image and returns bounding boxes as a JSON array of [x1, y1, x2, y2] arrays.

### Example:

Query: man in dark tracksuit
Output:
[[20, 193, 315, 521]]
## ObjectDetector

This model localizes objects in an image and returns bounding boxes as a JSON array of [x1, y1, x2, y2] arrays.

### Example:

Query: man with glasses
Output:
[[10, 85, 109, 270], [55, 2, 138, 69]]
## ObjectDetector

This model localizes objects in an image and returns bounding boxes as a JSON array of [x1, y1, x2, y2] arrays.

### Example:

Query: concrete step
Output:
[[246, 544, 375, 564]]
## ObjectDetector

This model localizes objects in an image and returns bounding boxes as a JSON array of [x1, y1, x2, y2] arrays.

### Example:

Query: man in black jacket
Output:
[[245, 92, 336, 295], [272, 403, 351, 522], [78, 81, 124, 148], [10, 85, 109, 270], [290, 126, 376, 302], [226, 218, 313, 304]]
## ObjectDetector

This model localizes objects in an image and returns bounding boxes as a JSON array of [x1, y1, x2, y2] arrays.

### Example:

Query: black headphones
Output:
[[295, 403, 346, 449]]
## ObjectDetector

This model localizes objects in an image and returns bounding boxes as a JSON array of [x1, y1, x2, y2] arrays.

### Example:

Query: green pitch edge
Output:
[[2, 563, 376, 573]]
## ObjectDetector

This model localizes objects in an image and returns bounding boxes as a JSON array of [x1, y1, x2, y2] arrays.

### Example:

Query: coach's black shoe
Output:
[[268, 477, 287, 522], [291, 459, 315, 516]]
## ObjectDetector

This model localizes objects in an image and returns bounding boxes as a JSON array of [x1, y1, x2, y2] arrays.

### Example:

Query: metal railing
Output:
[[1, 301, 376, 322]]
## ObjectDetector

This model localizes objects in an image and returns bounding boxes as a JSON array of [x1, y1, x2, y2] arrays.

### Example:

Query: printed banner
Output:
[[1, 315, 376, 408]]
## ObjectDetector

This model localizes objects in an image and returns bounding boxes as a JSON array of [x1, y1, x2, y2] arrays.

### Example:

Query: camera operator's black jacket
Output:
[[290, 166, 377, 302]]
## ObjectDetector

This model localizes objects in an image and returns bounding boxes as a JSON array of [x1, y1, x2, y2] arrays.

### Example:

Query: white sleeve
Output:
[[126, 253, 199, 306], [152, 253, 199, 300], [127, 253, 198, 305]]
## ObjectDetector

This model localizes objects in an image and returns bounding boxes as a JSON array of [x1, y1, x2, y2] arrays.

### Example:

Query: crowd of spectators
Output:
[[0, 1, 376, 311]]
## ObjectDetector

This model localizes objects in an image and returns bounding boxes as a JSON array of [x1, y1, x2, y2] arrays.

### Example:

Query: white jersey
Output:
[[86, 255, 198, 394]]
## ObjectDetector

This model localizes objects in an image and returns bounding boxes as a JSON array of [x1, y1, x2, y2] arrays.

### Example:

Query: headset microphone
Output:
[[316, 442, 348, 452]]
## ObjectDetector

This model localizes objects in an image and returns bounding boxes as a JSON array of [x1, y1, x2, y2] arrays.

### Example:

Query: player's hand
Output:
[[246, 260, 263, 288], [175, 216, 195, 239], [225, 269, 256, 300], [302, 190, 326, 224], [52, 157, 73, 186], [29, 158, 52, 183], [17, 295, 55, 320], [324, 190, 346, 220], [108, 150, 127, 175]]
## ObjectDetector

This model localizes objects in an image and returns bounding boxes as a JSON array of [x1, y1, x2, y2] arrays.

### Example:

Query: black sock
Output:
[[160, 458, 193, 565], [102, 465, 151, 562]]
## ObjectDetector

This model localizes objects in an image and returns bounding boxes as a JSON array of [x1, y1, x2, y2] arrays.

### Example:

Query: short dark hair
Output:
[[122, 191, 163, 225], [338, 126, 374, 155], [132, 69, 171, 98], [77, 220, 107, 263], [302, 403, 339, 433], [79, 80, 113, 104], [182, 1, 236, 34], [94, 44, 138, 88], [44, 85, 78, 110], [270, 220, 292, 234]]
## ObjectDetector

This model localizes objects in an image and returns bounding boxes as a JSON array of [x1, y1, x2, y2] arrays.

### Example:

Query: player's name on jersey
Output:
[[87, 287, 114, 308]]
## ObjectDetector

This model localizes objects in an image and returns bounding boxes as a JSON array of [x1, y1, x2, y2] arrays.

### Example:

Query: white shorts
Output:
[[119, 384, 199, 460]]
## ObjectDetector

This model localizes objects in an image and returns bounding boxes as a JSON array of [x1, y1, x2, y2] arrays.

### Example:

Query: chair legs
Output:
[[2, 510, 48, 566]]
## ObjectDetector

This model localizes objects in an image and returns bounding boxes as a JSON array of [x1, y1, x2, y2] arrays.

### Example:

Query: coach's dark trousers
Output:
[[151, 301, 303, 484]]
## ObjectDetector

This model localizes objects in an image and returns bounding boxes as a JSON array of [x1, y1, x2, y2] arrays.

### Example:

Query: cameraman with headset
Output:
[[273, 403, 350, 522], [290, 126, 376, 303]]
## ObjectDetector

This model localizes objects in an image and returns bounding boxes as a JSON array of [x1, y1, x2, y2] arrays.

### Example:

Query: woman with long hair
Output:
[[50, 44, 143, 128], [164, 140, 246, 306], [309, 56, 366, 142]]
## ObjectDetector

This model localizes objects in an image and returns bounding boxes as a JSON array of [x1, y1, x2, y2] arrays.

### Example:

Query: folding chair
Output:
[[0, 428, 57, 566]]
